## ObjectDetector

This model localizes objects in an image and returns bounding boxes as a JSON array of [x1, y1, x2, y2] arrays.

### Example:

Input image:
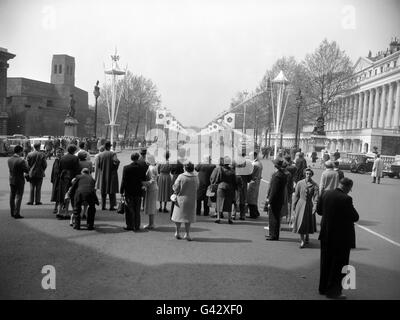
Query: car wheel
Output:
[[388, 173, 394, 178], [358, 166, 366, 174]]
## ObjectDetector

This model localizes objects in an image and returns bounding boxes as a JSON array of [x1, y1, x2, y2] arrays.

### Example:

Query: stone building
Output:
[[5, 53, 93, 137], [293, 38, 400, 156]]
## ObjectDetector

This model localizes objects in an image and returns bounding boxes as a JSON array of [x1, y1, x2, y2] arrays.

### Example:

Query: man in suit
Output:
[[26, 142, 47, 205], [319, 160, 339, 195], [68, 168, 99, 230], [8, 145, 29, 219], [265, 159, 287, 240], [195, 155, 216, 216], [334, 160, 345, 180], [120, 152, 148, 231], [97, 141, 120, 211], [317, 177, 359, 299]]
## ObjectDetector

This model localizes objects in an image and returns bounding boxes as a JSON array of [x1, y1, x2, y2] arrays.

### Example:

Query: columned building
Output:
[[300, 38, 400, 156]]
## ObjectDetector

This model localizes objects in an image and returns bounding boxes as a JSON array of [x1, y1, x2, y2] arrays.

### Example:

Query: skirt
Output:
[[158, 173, 172, 202]]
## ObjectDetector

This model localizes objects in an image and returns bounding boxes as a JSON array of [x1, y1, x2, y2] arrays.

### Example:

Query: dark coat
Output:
[[50, 157, 62, 202], [294, 158, 307, 183], [120, 161, 148, 196], [267, 169, 287, 212], [97, 150, 120, 194], [317, 188, 359, 249], [27, 150, 47, 178], [195, 163, 216, 199], [58, 153, 80, 204], [8, 155, 29, 187], [70, 173, 99, 206]]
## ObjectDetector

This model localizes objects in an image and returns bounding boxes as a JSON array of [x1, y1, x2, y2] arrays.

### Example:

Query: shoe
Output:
[[175, 232, 182, 240], [266, 236, 278, 241], [73, 225, 80, 230], [158, 208, 162, 212], [52, 208, 58, 214], [35, 202, 43, 205], [14, 215, 24, 219], [220, 214, 224, 219], [123, 227, 134, 231], [87, 226, 94, 230], [163, 208, 169, 213], [214, 219, 221, 224], [228, 219, 233, 224], [300, 241, 305, 248], [183, 234, 192, 241], [109, 207, 116, 211], [326, 294, 347, 300], [144, 224, 155, 230], [26, 202, 33, 205]]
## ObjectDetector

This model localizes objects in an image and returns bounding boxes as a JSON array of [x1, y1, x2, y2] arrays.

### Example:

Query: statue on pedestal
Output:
[[66, 94, 76, 118], [64, 93, 79, 137], [312, 115, 325, 136]]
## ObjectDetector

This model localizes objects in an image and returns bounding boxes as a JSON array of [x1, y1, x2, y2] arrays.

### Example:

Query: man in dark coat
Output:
[[195, 155, 216, 216], [120, 152, 148, 231], [293, 152, 307, 184], [317, 177, 359, 299], [57, 144, 80, 219], [97, 141, 120, 211], [69, 168, 99, 230], [8, 145, 29, 218], [26, 142, 47, 205], [265, 159, 287, 240]]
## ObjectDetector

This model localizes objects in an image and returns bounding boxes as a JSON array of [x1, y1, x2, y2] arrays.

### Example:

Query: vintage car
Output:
[[383, 156, 400, 178], [335, 157, 353, 170], [349, 153, 375, 174]]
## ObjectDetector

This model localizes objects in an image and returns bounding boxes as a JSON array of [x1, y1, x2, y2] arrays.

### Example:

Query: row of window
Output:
[[53, 64, 73, 75], [356, 60, 398, 82]]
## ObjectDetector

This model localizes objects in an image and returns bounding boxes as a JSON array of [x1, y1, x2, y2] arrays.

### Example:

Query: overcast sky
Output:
[[1, 0, 399, 127]]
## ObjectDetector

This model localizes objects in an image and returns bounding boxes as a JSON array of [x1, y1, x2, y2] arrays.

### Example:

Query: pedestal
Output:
[[310, 134, 328, 152], [64, 117, 79, 137]]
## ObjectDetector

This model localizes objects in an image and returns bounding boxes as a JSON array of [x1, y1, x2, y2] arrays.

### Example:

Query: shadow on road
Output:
[[192, 237, 252, 243]]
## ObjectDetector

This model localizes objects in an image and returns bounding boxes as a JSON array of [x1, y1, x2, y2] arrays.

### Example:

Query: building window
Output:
[[54, 65, 57, 74], [59, 64, 62, 73], [375, 69, 378, 75], [380, 66, 383, 73], [394, 61, 397, 68], [46, 100, 53, 107]]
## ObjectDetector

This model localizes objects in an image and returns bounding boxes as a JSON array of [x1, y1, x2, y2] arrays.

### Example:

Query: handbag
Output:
[[206, 184, 217, 197], [117, 195, 125, 214]]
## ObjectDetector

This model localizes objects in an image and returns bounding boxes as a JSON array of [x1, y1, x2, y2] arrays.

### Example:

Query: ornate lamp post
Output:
[[93, 80, 100, 138], [271, 71, 290, 158], [294, 89, 303, 149]]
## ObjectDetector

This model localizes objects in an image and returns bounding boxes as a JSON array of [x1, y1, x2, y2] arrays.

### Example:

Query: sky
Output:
[[1, 0, 399, 128]]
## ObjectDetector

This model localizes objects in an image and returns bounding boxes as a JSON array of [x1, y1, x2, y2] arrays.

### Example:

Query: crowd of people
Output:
[[7, 142, 359, 299]]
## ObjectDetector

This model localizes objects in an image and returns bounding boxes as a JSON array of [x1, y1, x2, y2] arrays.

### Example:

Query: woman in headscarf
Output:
[[292, 168, 319, 248]]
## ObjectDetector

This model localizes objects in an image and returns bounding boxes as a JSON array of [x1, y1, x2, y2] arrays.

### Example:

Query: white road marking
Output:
[[356, 224, 400, 248]]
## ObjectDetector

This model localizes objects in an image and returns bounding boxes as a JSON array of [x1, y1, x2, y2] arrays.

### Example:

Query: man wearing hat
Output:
[[265, 159, 287, 240], [26, 142, 47, 205], [319, 160, 339, 195]]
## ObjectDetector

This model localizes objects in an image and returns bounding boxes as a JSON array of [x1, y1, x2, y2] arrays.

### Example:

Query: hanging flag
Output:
[[164, 115, 173, 128], [156, 109, 167, 125], [224, 113, 235, 128]]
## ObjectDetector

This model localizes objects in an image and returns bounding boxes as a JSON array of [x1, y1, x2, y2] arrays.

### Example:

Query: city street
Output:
[[0, 150, 399, 300]]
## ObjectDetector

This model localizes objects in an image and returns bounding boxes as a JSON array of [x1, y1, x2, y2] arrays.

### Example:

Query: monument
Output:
[[64, 94, 79, 137], [310, 115, 328, 152]]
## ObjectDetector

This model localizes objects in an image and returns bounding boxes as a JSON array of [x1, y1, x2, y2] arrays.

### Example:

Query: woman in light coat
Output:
[[143, 154, 159, 229], [171, 162, 199, 241], [292, 168, 318, 248]]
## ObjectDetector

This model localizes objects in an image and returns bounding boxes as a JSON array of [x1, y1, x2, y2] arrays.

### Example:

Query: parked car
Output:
[[349, 153, 375, 174], [336, 157, 353, 171], [383, 156, 400, 178]]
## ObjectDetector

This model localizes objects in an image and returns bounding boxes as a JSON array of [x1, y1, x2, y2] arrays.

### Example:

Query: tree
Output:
[[302, 39, 354, 130]]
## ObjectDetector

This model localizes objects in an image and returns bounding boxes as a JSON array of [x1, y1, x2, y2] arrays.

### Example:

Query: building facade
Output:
[[298, 38, 400, 156], [6, 54, 93, 137]]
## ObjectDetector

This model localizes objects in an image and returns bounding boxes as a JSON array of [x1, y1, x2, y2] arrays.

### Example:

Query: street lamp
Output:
[[93, 80, 100, 138], [294, 89, 303, 150], [271, 70, 290, 159], [242, 90, 248, 134]]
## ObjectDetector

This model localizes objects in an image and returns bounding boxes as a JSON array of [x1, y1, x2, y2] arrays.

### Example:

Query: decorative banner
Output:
[[156, 109, 167, 125], [164, 116, 173, 128], [224, 113, 235, 128]]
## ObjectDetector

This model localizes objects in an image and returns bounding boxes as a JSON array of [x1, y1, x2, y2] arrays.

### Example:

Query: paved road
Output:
[[0, 151, 399, 299]]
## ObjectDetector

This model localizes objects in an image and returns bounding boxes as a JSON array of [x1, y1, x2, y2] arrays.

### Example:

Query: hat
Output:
[[140, 148, 147, 155], [223, 156, 232, 165], [325, 160, 334, 168], [273, 159, 284, 169], [81, 168, 90, 174]]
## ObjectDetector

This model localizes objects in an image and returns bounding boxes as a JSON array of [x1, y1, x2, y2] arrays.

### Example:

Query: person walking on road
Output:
[[143, 154, 159, 229], [97, 141, 120, 211], [292, 168, 319, 248], [171, 162, 199, 241], [8, 145, 29, 219], [371, 154, 384, 184], [265, 159, 287, 241], [334, 161, 345, 181], [319, 160, 339, 195], [120, 152, 148, 231], [247, 151, 263, 219], [317, 177, 359, 299], [26, 142, 47, 205], [195, 155, 216, 216]]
